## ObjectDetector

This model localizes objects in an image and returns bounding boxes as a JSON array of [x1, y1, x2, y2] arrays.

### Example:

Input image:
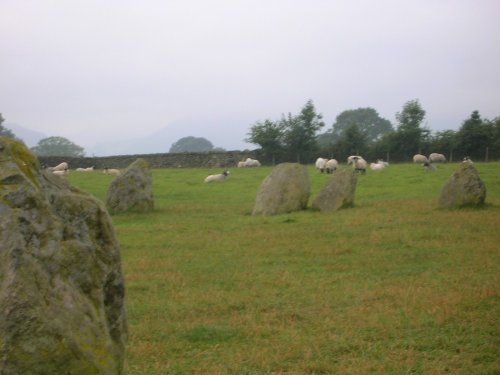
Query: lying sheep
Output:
[[49, 162, 68, 171], [429, 153, 447, 163], [370, 159, 388, 171], [76, 166, 94, 172], [351, 156, 367, 174], [423, 161, 437, 171], [103, 167, 121, 176], [325, 159, 338, 173], [413, 154, 428, 164], [204, 170, 230, 183], [315, 157, 327, 173]]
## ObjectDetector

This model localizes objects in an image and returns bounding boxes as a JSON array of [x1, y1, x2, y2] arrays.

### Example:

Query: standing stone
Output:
[[253, 163, 310, 216], [0, 137, 127, 375], [106, 158, 154, 214], [438, 163, 487, 208], [312, 169, 357, 212]]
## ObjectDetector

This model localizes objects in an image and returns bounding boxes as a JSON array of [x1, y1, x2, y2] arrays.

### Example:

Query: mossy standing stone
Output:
[[312, 169, 357, 212], [438, 163, 486, 208], [253, 163, 310, 216], [106, 158, 154, 214], [0, 137, 127, 375]]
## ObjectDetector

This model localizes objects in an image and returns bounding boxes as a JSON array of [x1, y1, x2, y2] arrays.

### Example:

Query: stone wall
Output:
[[39, 151, 257, 170]]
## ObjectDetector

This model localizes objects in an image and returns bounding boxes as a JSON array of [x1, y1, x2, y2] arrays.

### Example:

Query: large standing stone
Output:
[[0, 137, 127, 374], [252, 163, 310, 216], [438, 163, 487, 208], [312, 169, 357, 212], [106, 158, 154, 214]]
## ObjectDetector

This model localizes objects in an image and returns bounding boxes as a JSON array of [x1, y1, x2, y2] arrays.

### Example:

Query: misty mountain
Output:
[[4, 123, 47, 147], [86, 116, 255, 156]]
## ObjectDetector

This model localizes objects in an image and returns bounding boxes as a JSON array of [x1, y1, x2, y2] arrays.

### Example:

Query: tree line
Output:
[[246, 100, 500, 164]]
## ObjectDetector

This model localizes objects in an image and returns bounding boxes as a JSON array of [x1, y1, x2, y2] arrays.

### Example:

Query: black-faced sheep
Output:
[[204, 170, 230, 183]]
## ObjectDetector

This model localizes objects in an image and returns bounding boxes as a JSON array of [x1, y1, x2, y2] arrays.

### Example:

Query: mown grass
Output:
[[68, 162, 500, 374]]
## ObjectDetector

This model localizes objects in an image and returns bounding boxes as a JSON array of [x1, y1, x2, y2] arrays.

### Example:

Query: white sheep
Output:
[[325, 159, 338, 173], [463, 156, 473, 164], [413, 154, 428, 164], [423, 161, 437, 171], [103, 167, 121, 176], [429, 153, 447, 163], [244, 158, 261, 167], [204, 170, 230, 183], [237, 161, 246, 168], [370, 159, 388, 171], [315, 157, 327, 173], [49, 162, 68, 171], [76, 166, 94, 172], [52, 168, 69, 176], [351, 156, 367, 174]]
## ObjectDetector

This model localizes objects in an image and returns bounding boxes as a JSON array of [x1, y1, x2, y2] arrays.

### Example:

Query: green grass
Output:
[[68, 162, 500, 374]]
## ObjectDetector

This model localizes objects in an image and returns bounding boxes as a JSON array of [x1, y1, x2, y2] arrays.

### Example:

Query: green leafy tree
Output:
[[0, 113, 17, 139], [455, 111, 495, 160], [282, 100, 325, 163], [31, 136, 85, 157], [429, 130, 458, 161], [334, 123, 368, 160], [389, 99, 430, 161], [246, 119, 285, 164], [332, 108, 393, 143], [169, 136, 214, 153]]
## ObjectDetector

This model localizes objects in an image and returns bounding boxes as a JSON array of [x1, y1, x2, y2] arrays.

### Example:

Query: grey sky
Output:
[[1, 0, 499, 155]]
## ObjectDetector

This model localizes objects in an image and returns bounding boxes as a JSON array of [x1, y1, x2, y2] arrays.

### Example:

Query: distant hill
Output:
[[5, 123, 46, 147]]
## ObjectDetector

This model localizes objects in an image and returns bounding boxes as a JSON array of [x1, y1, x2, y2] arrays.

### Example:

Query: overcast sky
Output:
[[1, 0, 499, 155]]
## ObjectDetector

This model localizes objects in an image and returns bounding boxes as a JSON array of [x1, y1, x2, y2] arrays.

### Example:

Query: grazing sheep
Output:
[[351, 156, 367, 174], [76, 166, 94, 172], [244, 158, 261, 167], [49, 162, 69, 171], [463, 156, 473, 164], [429, 153, 447, 163], [423, 161, 437, 171], [370, 159, 388, 171], [103, 167, 121, 176], [52, 168, 69, 176], [315, 157, 327, 173], [204, 170, 230, 183], [237, 161, 246, 168], [325, 159, 338, 173], [413, 154, 428, 164]]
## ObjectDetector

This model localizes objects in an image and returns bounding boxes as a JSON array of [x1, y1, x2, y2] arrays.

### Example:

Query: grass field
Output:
[[68, 162, 500, 374]]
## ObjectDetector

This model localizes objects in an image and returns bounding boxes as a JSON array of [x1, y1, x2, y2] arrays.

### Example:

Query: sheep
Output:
[[347, 155, 363, 165], [413, 154, 428, 164], [244, 158, 261, 167], [423, 161, 437, 171], [370, 159, 388, 171], [52, 168, 69, 177], [76, 166, 94, 172], [103, 167, 121, 176], [49, 162, 68, 171], [204, 170, 230, 183], [315, 157, 327, 173], [325, 159, 338, 173], [463, 156, 473, 164], [351, 156, 367, 174], [429, 153, 447, 163], [237, 161, 246, 168]]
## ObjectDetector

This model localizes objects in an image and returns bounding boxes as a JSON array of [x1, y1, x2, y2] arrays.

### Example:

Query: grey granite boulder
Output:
[[106, 158, 154, 214], [253, 163, 310, 216], [312, 169, 357, 212], [438, 163, 486, 208], [0, 137, 127, 375]]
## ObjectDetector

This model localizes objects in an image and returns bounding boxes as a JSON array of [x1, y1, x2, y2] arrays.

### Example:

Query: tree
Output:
[[0, 113, 17, 139], [455, 111, 494, 160], [282, 100, 325, 163], [334, 123, 368, 160], [389, 99, 429, 161], [246, 119, 285, 164], [430, 130, 458, 161], [31, 136, 85, 157], [331, 108, 393, 143], [169, 136, 214, 153]]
